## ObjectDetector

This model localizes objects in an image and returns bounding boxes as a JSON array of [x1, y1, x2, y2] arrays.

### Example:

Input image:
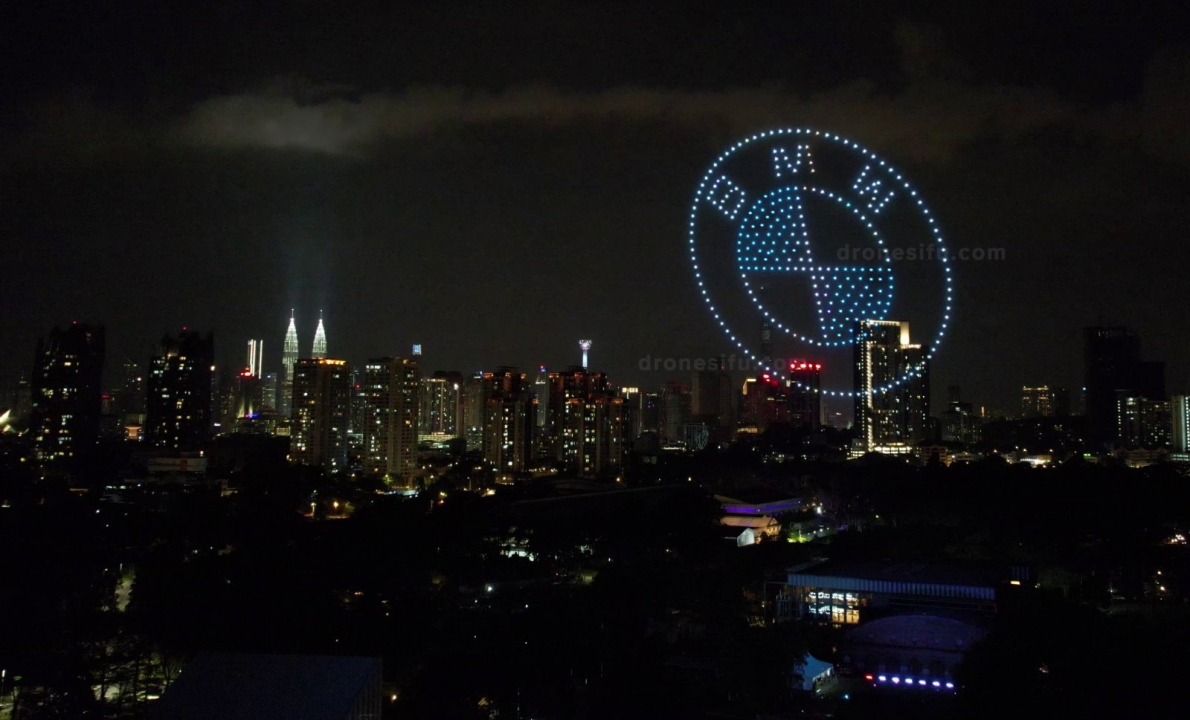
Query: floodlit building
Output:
[[279, 312, 299, 418]]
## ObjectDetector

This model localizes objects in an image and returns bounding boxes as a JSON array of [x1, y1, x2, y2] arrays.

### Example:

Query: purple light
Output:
[[891, 677, 900, 684], [945, 682, 954, 689], [931, 681, 940, 687], [877, 675, 887, 682], [918, 680, 926, 686]]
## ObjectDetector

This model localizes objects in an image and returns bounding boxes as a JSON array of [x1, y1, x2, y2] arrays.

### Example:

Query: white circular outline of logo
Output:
[[687, 128, 953, 397]]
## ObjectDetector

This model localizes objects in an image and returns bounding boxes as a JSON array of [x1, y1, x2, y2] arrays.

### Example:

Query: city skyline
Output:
[[4, 4, 1190, 413]]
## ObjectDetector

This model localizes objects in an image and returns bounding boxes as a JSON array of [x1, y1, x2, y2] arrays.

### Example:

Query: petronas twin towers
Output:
[[278, 311, 328, 417]]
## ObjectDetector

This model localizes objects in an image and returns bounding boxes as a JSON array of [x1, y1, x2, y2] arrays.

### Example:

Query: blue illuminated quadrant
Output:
[[736, 186, 892, 345]]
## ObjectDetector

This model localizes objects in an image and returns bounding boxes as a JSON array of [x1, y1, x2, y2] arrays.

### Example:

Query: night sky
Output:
[[3, 1, 1190, 414]]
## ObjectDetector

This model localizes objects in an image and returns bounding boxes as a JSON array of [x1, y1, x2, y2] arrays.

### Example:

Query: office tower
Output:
[[261, 372, 278, 413], [29, 323, 105, 475], [660, 380, 692, 445], [787, 360, 822, 431], [760, 315, 774, 367], [280, 312, 299, 418], [232, 369, 264, 424], [120, 359, 146, 420], [213, 367, 237, 432], [419, 371, 463, 437], [545, 367, 611, 458], [1021, 386, 1055, 418], [619, 387, 643, 439], [462, 373, 486, 451], [1084, 326, 1165, 449], [247, 339, 264, 377], [534, 366, 549, 430], [853, 320, 930, 448], [145, 330, 214, 453], [8, 371, 33, 426], [639, 391, 662, 436], [362, 357, 420, 485], [1172, 396, 1190, 453], [291, 358, 353, 473], [563, 394, 624, 478], [691, 365, 736, 430], [482, 367, 535, 480], [1052, 387, 1071, 417], [312, 313, 327, 359]]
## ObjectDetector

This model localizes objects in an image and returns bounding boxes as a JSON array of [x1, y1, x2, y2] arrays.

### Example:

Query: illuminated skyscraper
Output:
[[29, 323, 105, 476], [1172, 396, 1190, 453], [312, 313, 327, 359], [363, 357, 421, 485], [291, 358, 353, 473], [419, 371, 463, 438], [145, 330, 214, 453], [280, 312, 299, 418], [853, 320, 930, 448]]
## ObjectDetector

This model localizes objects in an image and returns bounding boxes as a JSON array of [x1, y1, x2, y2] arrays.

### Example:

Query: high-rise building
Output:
[[1021, 386, 1055, 418], [260, 372, 278, 414], [1117, 395, 1171, 448], [564, 394, 624, 478], [787, 360, 822, 432], [660, 380, 691, 445], [534, 366, 549, 431], [419, 371, 463, 438], [145, 330, 214, 453], [545, 367, 611, 459], [362, 357, 421, 485], [1084, 326, 1165, 449], [280, 312, 299, 418], [29, 323, 105, 476], [691, 366, 736, 430], [739, 374, 787, 432], [312, 314, 327, 359], [1172, 396, 1190, 453], [120, 359, 146, 421], [941, 398, 980, 445], [291, 358, 352, 473], [461, 373, 486, 452], [639, 391, 662, 436], [482, 367, 535, 480], [853, 320, 930, 448]]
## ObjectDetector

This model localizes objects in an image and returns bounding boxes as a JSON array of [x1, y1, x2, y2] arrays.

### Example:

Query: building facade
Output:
[[853, 320, 930, 448], [29, 323, 105, 476], [145, 330, 214, 453], [362, 357, 420, 485], [291, 358, 353, 473]]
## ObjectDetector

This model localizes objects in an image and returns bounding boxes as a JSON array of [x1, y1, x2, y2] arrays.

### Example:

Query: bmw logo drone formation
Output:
[[688, 129, 953, 398]]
